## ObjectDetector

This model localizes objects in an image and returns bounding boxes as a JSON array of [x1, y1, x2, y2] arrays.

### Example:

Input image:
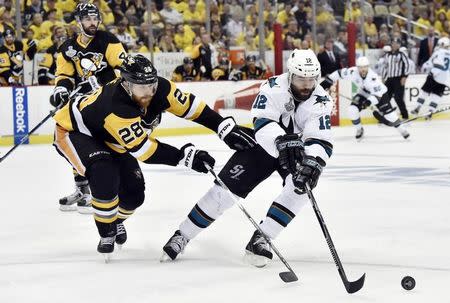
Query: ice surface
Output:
[[0, 121, 449, 303]]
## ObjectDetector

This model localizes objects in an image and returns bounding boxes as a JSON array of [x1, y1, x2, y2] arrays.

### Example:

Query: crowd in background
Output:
[[0, 0, 448, 84]]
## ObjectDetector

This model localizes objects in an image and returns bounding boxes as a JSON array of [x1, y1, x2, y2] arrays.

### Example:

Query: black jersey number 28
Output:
[[119, 122, 144, 144]]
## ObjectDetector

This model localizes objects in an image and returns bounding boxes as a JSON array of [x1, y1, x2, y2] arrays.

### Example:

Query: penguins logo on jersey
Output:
[[72, 51, 107, 77]]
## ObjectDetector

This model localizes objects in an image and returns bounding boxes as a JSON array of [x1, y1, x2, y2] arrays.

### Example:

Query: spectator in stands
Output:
[[364, 16, 377, 37], [415, 11, 432, 36], [229, 0, 244, 22], [417, 26, 438, 67], [115, 19, 136, 52], [41, 9, 64, 39], [144, 2, 164, 31], [284, 18, 302, 50], [344, 0, 362, 23], [183, 0, 205, 27], [124, 0, 145, 25], [157, 32, 178, 53], [211, 22, 227, 46], [44, 0, 63, 21], [172, 57, 200, 82], [24, 0, 45, 26], [29, 13, 47, 49], [174, 24, 195, 51], [294, 0, 308, 26], [241, 31, 258, 51], [434, 11, 447, 34], [367, 34, 379, 49], [191, 33, 213, 79], [318, 38, 341, 77], [225, 11, 244, 44], [160, 0, 183, 25], [277, 3, 293, 25], [172, 0, 188, 13]]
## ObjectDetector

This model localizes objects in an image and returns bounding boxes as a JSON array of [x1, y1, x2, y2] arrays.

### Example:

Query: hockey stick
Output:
[[380, 105, 450, 127], [303, 183, 365, 293], [204, 163, 299, 283], [0, 85, 83, 164]]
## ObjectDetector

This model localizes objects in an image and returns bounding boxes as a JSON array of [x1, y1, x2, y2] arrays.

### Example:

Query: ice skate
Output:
[[244, 230, 273, 268], [115, 222, 127, 249], [97, 236, 115, 263], [355, 127, 364, 141], [59, 184, 92, 214], [161, 230, 189, 262]]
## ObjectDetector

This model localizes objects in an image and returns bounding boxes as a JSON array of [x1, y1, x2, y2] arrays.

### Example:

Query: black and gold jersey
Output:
[[191, 43, 212, 79], [56, 30, 126, 92], [53, 76, 222, 163], [0, 41, 24, 82], [240, 65, 265, 80], [211, 67, 231, 81], [38, 43, 58, 85], [171, 65, 200, 82]]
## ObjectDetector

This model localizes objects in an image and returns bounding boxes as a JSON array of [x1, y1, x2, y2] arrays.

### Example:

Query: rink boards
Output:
[[0, 75, 449, 146]]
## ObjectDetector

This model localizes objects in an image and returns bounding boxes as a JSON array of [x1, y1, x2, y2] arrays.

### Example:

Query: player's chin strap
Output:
[[203, 162, 299, 284], [301, 182, 366, 294]]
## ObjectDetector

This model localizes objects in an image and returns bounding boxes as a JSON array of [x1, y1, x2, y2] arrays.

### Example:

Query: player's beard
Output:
[[132, 95, 152, 108], [83, 25, 98, 37]]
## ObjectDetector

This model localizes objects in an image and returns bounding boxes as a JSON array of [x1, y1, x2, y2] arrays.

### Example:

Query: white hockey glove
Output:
[[217, 117, 257, 151], [179, 143, 215, 173]]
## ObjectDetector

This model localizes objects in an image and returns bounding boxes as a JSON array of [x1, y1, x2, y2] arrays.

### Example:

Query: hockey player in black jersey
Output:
[[171, 57, 200, 82], [50, 3, 127, 213], [234, 55, 265, 81], [0, 29, 37, 86], [53, 54, 256, 258]]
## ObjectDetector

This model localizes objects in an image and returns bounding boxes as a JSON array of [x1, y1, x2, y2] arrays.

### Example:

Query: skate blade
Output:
[[77, 206, 93, 214], [103, 253, 112, 263], [244, 251, 270, 268], [160, 252, 174, 262], [59, 205, 77, 212]]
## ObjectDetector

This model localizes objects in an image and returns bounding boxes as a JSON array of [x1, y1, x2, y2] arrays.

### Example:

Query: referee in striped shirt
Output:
[[381, 38, 411, 119]]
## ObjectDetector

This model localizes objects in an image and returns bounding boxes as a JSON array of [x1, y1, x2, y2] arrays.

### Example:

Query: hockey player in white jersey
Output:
[[321, 56, 410, 140], [161, 49, 334, 266], [411, 37, 450, 118]]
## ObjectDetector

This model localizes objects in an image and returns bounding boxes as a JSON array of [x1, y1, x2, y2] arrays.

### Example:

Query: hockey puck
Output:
[[401, 276, 415, 290]]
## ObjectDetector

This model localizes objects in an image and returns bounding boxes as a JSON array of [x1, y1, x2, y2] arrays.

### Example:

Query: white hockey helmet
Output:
[[356, 56, 370, 67], [437, 37, 450, 49], [286, 49, 321, 102], [287, 49, 321, 78]]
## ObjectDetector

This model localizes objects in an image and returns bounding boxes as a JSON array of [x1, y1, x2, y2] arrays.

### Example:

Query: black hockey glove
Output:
[[292, 156, 325, 191], [49, 86, 70, 107], [320, 77, 334, 90], [217, 117, 257, 151], [275, 134, 304, 174], [77, 76, 100, 94], [179, 143, 215, 173]]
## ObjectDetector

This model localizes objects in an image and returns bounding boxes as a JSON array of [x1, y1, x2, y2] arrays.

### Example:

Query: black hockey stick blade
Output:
[[279, 271, 298, 283], [345, 273, 366, 294]]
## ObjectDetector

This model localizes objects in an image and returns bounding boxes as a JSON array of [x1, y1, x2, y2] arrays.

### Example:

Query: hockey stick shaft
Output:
[[304, 183, 365, 293], [396, 105, 450, 126], [0, 85, 83, 164], [204, 163, 298, 283]]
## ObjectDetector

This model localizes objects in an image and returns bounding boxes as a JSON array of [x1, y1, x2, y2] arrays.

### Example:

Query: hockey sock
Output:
[[179, 184, 236, 240], [259, 177, 309, 239]]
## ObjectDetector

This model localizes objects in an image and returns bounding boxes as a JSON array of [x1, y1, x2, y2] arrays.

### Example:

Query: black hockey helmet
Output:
[[219, 57, 229, 66], [75, 3, 101, 21], [120, 54, 158, 85], [183, 57, 193, 64], [246, 55, 256, 63], [3, 28, 15, 38]]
